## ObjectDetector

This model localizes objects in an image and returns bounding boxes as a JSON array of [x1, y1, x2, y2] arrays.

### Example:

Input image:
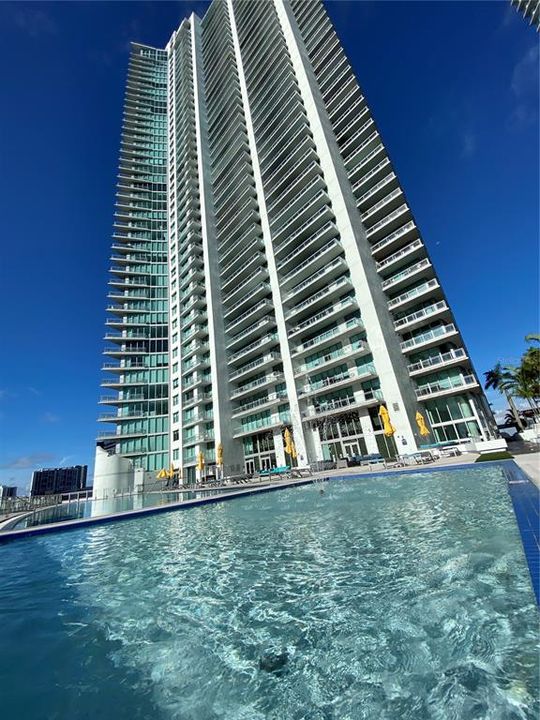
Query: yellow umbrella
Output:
[[216, 443, 224, 466], [378, 405, 395, 437], [284, 428, 293, 456], [196, 451, 205, 471], [415, 411, 430, 437], [291, 441, 297, 460], [166, 464, 175, 479], [156, 468, 168, 479]]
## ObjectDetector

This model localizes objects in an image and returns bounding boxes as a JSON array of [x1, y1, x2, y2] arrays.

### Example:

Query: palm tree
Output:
[[484, 363, 525, 431], [504, 363, 539, 420], [525, 334, 540, 344]]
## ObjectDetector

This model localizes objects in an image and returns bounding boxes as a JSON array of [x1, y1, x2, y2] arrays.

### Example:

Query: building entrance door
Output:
[[343, 441, 360, 457], [245, 459, 256, 475], [261, 455, 272, 471]]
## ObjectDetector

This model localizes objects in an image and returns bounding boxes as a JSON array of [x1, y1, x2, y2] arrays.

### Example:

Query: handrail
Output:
[[381, 258, 431, 289], [400, 323, 457, 351]]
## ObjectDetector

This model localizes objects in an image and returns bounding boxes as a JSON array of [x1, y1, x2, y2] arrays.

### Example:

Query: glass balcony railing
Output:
[[408, 348, 467, 374], [387, 279, 440, 310], [381, 258, 431, 290], [394, 301, 448, 330], [400, 323, 457, 352], [231, 372, 284, 398], [303, 389, 383, 418], [415, 374, 478, 399]]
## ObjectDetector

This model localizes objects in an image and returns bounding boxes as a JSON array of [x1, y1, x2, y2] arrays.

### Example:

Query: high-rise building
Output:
[[0, 485, 17, 501], [30, 466, 88, 497], [511, 0, 540, 30], [97, 0, 496, 485]]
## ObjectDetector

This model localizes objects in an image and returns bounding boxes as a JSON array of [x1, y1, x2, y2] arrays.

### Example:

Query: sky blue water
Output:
[[0, 467, 537, 720]]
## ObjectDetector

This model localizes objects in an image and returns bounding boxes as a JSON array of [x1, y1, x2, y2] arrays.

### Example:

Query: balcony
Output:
[[387, 278, 441, 311], [288, 298, 356, 337], [229, 352, 281, 381], [226, 299, 273, 334], [408, 348, 468, 377], [415, 374, 479, 400], [348, 143, 386, 182], [361, 188, 404, 228], [103, 345, 148, 357], [221, 250, 265, 290], [376, 239, 424, 274], [226, 316, 275, 351], [351, 157, 391, 197], [292, 318, 363, 355], [222, 266, 268, 307], [381, 258, 432, 292], [231, 372, 284, 398], [298, 366, 376, 397], [400, 323, 459, 353], [295, 341, 369, 375], [277, 225, 340, 279], [302, 389, 383, 419], [285, 256, 346, 301], [231, 391, 288, 418], [276, 219, 338, 270], [285, 276, 352, 320], [228, 333, 278, 364], [365, 204, 411, 243], [272, 189, 331, 245], [223, 283, 271, 321], [232, 412, 287, 439], [393, 301, 450, 332]]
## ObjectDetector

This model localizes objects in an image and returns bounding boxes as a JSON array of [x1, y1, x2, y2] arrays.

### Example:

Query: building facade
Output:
[[31, 466, 88, 497], [98, 0, 496, 483], [0, 485, 17, 501]]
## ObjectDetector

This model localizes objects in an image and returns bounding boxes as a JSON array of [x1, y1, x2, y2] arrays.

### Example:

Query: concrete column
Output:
[[273, 428, 286, 466], [358, 412, 380, 454]]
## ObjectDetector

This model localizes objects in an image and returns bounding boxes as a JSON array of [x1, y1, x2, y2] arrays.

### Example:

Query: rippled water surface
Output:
[[0, 467, 537, 720]]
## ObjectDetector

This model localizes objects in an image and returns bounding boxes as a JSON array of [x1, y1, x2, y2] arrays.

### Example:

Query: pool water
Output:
[[3, 488, 246, 531], [0, 466, 537, 719]]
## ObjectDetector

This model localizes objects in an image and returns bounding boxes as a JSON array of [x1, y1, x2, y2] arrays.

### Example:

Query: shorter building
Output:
[[30, 465, 88, 497], [0, 485, 17, 500]]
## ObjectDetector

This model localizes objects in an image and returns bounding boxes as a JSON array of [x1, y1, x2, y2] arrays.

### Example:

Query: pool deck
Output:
[[512, 451, 540, 488]]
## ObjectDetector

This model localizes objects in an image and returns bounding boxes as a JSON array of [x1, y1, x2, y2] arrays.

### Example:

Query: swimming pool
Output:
[[0, 465, 537, 719], [1, 488, 248, 531]]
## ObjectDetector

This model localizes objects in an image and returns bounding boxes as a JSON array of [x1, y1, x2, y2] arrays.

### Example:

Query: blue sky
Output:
[[0, 1, 537, 491]]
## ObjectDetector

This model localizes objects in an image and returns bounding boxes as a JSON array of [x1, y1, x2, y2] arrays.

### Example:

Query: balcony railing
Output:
[[376, 239, 423, 271], [381, 258, 431, 290], [400, 323, 457, 352], [229, 333, 278, 363], [303, 389, 383, 418], [231, 372, 284, 398], [289, 298, 355, 335], [415, 374, 478, 399], [232, 391, 288, 415], [408, 348, 467, 374], [229, 352, 281, 380], [296, 341, 368, 373], [394, 301, 449, 330], [387, 279, 440, 310], [293, 318, 363, 354]]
